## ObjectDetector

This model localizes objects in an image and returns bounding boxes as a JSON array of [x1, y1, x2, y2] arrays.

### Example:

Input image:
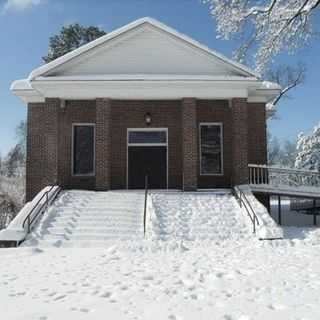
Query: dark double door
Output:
[[128, 146, 167, 189]]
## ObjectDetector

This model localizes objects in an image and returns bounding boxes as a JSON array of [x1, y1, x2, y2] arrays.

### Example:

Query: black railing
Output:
[[143, 175, 148, 237], [22, 186, 58, 233], [234, 186, 260, 234]]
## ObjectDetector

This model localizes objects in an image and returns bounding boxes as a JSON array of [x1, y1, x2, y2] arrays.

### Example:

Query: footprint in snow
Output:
[[268, 303, 286, 310], [168, 315, 182, 320]]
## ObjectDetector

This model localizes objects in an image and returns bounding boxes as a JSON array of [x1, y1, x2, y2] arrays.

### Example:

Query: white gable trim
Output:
[[28, 17, 259, 80]]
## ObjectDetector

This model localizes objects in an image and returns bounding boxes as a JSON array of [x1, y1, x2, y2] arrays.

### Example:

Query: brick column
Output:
[[95, 98, 111, 190], [231, 98, 249, 185], [26, 98, 59, 201], [182, 98, 198, 191]]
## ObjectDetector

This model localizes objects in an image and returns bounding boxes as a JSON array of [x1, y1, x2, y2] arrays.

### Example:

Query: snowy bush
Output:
[[295, 123, 320, 171], [0, 174, 25, 229]]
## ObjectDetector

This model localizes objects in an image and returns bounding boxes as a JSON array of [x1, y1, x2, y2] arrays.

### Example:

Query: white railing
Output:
[[248, 164, 320, 188]]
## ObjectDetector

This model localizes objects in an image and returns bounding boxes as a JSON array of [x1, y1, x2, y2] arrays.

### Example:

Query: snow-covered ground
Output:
[[2, 190, 320, 319], [2, 238, 320, 319]]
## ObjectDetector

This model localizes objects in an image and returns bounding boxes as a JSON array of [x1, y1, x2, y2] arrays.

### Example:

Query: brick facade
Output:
[[26, 99, 59, 201], [26, 98, 267, 200], [57, 100, 96, 191], [111, 100, 183, 189], [182, 98, 198, 191], [247, 102, 267, 165], [231, 98, 249, 185], [96, 98, 111, 190], [197, 100, 232, 188]]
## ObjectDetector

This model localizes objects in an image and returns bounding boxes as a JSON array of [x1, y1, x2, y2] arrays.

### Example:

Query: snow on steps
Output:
[[0, 186, 61, 245], [22, 190, 145, 247], [149, 191, 253, 242], [237, 185, 283, 240]]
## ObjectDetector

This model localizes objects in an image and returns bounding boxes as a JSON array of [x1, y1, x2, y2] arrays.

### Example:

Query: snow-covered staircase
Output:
[[22, 190, 145, 247], [150, 191, 252, 242]]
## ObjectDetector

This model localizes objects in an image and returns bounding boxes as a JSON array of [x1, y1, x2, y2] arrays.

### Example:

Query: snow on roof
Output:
[[10, 79, 33, 91], [28, 17, 259, 80], [261, 81, 281, 90]]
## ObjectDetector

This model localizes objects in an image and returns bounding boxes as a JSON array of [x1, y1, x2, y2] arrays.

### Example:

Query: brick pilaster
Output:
[[26, 98, 59, 201], [231, 98, 249, 185], [182, 98, 198, 191], [95, 98, 111, 190]]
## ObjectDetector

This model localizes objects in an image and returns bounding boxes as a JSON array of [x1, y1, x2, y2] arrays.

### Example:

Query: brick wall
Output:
[[197, 100, 232, 188], [231, 98, 249, 185], [26, 99, 59, 201], [26, 98, 267, 199], [96, 98, 111, 190], [182, 98, 198, 191], [57, 100, 96, 191], [247, 103, 267, 165], [110, 100, 183, 189]]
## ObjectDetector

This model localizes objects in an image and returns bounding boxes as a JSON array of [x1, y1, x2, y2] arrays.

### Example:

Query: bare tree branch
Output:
[[265, 63, 306, 118]]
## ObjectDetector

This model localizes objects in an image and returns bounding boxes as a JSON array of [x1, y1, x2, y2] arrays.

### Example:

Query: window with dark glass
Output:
[[73, 125, 95, 175], [200, 124, 223, 175], [128, 131, 167, 144]]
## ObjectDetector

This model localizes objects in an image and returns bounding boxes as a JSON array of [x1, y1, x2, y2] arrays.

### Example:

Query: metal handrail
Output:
[[22, 185, 57, 233], [143, 175, 148, 237], [248, 164, 320, 175], [248, 164, 320, 188], [234, 186, 260, 234]]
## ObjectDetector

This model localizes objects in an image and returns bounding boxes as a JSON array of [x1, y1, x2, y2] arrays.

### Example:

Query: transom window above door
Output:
[[128, 130, 167, 145]]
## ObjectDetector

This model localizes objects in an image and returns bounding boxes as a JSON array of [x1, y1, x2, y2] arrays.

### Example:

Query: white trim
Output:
[[128, 143, 167, 147], [199, 122, 224, 176], [29, 80, 249, 100], [34, 75, 259, 81], [127, 128, 168, 189], [71, 123, 96, 177], [28, 17, 258, 80]]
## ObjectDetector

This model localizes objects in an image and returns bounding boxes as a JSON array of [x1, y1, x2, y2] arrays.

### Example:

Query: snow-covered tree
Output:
[[43, 23, 106, 63], [204, 0, 319, 73], [282, 140, 297, 168], [268, 133, 296, 167], [295, 123, 320, 171], [268, 135, 281, 165], [265, 63, 305, 118]]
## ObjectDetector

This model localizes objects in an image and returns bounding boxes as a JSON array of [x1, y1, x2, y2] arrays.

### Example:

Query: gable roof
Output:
[[28, 17, 259, 80]]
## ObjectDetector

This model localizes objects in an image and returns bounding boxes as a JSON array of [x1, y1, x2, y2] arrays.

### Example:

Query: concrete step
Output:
[[45, 217, 142, 224], [31, 233, 143, 242], [54, 206, 143, 212], [44, 221, 142, 228], [39, 227, 143, 234]]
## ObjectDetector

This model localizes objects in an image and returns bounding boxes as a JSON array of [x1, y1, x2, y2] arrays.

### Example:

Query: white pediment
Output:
[[12, 18, 282, 104], [30, 18, 257, 79]]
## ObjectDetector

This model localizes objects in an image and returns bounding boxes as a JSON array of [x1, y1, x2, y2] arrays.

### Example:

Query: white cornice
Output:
[[11, 77, 281, 104], [30, 79, 249, 100]]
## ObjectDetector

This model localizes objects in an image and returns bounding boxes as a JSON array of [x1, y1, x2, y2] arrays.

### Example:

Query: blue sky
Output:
[[0, 0, 319, 155]]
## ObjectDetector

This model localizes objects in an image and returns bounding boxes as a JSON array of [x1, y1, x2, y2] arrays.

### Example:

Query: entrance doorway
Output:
[[127, 129, 168, 189]]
